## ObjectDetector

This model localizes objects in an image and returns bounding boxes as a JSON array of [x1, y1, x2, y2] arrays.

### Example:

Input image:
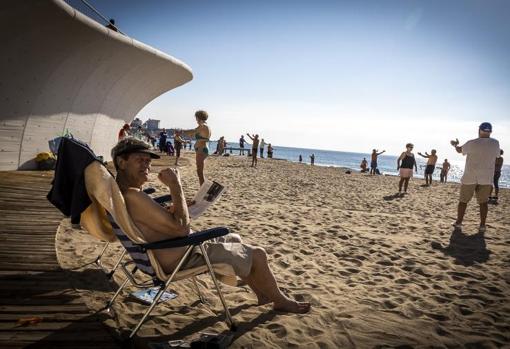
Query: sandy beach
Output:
[[56, 152, 510, 348]]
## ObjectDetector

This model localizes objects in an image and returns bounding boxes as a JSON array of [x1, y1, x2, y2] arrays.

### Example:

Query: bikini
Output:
[[194, 133, 210, 155]]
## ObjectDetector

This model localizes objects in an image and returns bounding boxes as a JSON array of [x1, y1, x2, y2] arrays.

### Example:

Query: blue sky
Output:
[[69, 0, 509, 161]]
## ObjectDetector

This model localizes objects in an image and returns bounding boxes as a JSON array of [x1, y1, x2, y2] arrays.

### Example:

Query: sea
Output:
[[207, 141, 509, 189]]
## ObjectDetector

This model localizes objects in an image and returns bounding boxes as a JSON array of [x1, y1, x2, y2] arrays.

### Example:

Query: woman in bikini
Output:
[[182, 110, 211, 185], [397, 143, 418, 195]]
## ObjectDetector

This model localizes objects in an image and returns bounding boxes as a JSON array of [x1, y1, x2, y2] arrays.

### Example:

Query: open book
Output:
[[188, 180, 225, 219]]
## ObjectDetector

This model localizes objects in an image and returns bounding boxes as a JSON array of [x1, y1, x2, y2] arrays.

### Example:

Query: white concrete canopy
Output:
[[0, 0, 193, 170]]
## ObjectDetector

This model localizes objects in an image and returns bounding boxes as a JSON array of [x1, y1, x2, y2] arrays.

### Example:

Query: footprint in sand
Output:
[[383, 300, 399, 309], [435, 326, 451, 336], [290, 268, 305, 276], [376, 259, 394, 266], [267, 323, 287, 338]]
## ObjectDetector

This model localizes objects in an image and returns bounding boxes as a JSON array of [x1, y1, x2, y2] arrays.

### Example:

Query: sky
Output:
[[69, 0, 509, 161]]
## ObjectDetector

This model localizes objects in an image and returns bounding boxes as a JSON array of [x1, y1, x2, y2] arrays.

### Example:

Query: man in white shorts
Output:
[[450, 122, 500, 233]]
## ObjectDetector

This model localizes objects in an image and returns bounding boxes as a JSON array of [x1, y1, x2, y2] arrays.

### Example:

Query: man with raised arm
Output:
[[111, 137, 310, 313], [370, 149, 385, 175], [450, 122, 500, 233], [417, 149, 438, 186], [246, 133, 260, 167]]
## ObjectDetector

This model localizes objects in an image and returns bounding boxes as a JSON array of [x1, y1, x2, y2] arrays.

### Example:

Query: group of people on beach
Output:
[[361, 122, 503, 233]]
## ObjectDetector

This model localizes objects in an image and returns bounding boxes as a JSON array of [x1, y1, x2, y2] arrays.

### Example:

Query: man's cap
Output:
[[111, 137, 160, 159], [479, 122, 492, 132]]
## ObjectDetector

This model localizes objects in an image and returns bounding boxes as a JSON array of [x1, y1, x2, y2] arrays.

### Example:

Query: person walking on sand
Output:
[[440, 159, 451, 183], [370, 149, 386, 175], [259, 138, 266, 158], [490, 149, 504, 204], [310, 154, 315, 165], [418, 149, 438, 186], [173, 131, 184, 166], [239, 135, 245, 155], [181, 110, 211, 185], [397, 143, 417, 195], [247, 133, 259, 167], [299, 154, 302, 163], [451, 122, 500, 233]]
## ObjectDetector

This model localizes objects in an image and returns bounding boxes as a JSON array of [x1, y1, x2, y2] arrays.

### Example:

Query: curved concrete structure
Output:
[[0, 0, 193, 170]]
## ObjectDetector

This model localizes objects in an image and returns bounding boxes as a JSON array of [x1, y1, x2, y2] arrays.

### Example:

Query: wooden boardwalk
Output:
[[0, 171, 120, 349]]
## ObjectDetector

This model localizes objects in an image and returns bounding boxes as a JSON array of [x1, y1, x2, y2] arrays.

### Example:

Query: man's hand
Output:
[[158, 168, 180, 187], [450, 138, 459, 147], [418, 152, 423, 156]]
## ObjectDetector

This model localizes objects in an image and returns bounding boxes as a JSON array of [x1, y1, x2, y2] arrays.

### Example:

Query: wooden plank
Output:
[[0, 321, 103, 331], [0, 280, 73, 289], [0, 305, 92, 314], [0, 247, 57, 253], [0, 290, 83, 304], [0, 262, 61, 271], [0, 311, 94, 321], [0, 330, 115, 342]]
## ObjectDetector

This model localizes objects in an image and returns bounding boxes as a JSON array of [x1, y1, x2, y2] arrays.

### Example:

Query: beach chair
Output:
[[86, 189, 172, 279], [83, 161, 237, 338]]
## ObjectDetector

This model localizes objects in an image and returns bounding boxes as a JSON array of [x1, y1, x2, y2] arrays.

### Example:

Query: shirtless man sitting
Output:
[[111, 138, 310, 313], [417, 149, 438, 186]]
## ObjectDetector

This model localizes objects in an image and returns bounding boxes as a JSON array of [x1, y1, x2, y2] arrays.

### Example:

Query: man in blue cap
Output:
[[450, 122, 500, 233]]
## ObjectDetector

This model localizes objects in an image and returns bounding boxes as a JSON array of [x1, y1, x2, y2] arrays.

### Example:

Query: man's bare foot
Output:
[[273, 298, 311, 313]]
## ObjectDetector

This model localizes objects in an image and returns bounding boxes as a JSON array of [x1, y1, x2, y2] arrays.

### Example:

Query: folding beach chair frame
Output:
[[105, 215, 236, 338]]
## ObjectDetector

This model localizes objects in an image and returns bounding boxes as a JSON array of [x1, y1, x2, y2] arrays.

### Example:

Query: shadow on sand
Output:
[[431, 229, 490, 266], [139, 303, 276, 349], [383, 193, 402, 201]]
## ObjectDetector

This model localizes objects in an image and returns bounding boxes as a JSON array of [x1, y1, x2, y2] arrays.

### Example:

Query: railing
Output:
[[66, 0, 126, 35]]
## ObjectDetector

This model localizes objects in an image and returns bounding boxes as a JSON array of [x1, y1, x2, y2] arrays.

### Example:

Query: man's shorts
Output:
[[371, 160, 377, 169], [182, 234, 254, 278], [459, 184, 492, 204], [425, 164, 435, 175]]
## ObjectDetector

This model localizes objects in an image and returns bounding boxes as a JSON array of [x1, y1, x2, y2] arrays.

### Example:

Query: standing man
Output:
[[451, 122, 500, 233], [440, 159, 451, 183], [158, 128, 167, 153], [299, 155, 302, 163], [247, 133, 260, 167], [239, 135, 245, 155], [418, 149, 438, 186], [259, 138, 266, 158], [310, 154, 315, 166], [370, 149, 386, 175]]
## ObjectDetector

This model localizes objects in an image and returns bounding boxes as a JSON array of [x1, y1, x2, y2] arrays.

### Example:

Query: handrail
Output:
[[68, 0, 126, 35]]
